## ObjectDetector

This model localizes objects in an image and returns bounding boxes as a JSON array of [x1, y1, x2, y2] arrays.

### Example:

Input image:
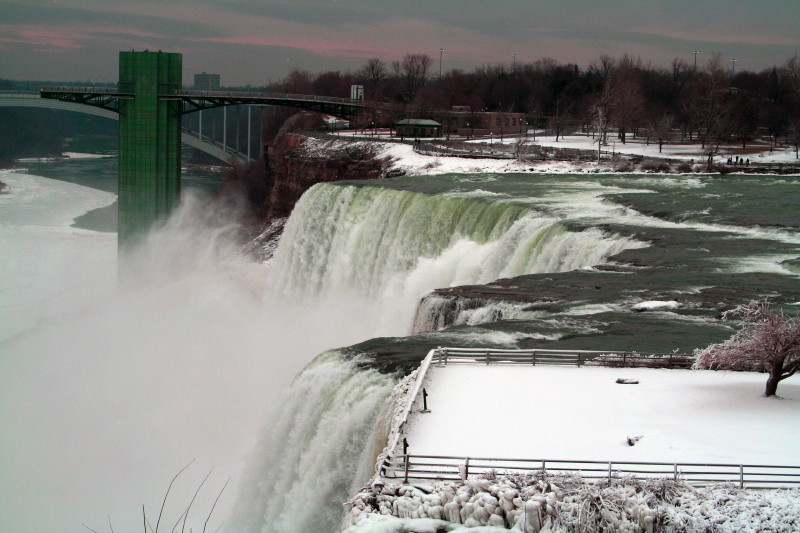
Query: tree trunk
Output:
[[765, 372, 781, 396]]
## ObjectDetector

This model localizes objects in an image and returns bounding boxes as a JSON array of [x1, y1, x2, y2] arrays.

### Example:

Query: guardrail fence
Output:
[[381, 454, 800, 489], [432, 346, 694, 369]]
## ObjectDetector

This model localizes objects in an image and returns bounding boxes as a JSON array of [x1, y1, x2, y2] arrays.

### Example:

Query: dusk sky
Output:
[[1, 0, 798, 86]]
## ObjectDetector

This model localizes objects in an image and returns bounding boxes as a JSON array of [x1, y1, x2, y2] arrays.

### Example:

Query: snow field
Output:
[[402, 365, 800, 465]]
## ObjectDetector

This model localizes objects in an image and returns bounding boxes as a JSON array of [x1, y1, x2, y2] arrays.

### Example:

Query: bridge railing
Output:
[[381, 454, 800, 489], [37, 87, 368, 106], [432, 346, 693, 369], [40, 86, 124, 95], [175, 89, 367, 106]]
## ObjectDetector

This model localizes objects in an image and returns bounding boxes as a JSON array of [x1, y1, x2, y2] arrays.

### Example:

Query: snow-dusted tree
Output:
[[694, 301, 800, 396], [651, 112, 673, 153]]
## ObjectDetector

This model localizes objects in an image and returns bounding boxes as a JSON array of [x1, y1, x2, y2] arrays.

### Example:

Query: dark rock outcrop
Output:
[[265, 132, 389, 218]]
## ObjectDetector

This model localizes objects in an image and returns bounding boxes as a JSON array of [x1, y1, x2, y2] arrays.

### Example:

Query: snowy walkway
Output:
[[402, 365, 800, 466]]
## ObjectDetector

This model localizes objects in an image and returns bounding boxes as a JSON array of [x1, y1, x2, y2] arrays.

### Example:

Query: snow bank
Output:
[[344, 474, 800, 532]]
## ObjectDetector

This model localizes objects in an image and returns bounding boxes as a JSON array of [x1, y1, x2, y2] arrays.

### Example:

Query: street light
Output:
[[691, 51, 699, 69], [439, 48, 444, 79], [730, 58, 738, 76], [512, 53, 517, 72]]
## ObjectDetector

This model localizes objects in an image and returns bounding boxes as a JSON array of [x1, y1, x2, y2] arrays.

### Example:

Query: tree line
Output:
[[260, 53, 800, 155]]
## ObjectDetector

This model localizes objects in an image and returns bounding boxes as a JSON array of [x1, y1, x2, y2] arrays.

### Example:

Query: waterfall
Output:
[[231, 182, 648, 532], [411, 294, 548, 333], [267, 183, 646, 336], [228, 352, 396, 533]]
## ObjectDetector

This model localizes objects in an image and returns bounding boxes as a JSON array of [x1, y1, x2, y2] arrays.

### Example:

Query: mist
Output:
[[0, 175, 382, 533]]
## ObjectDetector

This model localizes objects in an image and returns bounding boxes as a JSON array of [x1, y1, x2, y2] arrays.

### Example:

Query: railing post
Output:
[[465, 457, 470, 479], [404, 454, 410, 484], [740, 464, 744, 489], [532, 351, 537, 365], [486, 350, 490, 365], [623, 352, 627, 366], [674, 463, 678, 481], [608, 461, 613, 480]]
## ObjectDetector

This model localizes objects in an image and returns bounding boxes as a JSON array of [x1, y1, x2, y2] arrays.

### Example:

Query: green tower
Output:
[[117, 51, 182, 246]]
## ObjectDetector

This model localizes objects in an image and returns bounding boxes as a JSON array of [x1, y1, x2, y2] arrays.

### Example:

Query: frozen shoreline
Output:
[[300, 136, 800, 178]]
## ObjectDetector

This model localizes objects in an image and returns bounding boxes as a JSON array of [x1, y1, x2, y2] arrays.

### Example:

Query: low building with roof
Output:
[[395, 119, 442, 139]]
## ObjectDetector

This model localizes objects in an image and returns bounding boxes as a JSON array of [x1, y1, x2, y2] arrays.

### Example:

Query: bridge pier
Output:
[[117, 51, 182, 247]]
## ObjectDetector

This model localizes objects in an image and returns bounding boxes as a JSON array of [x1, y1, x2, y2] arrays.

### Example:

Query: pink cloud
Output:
[[0, 24, 168, 50]]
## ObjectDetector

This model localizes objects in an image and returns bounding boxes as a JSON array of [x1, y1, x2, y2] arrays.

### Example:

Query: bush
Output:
[[638, 160, 672, 172]]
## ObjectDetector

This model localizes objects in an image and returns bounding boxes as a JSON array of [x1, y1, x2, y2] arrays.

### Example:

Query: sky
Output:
[[1, 0, 798, 86]]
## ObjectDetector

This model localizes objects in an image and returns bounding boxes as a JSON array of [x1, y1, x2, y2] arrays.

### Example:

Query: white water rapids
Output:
[[1, 172, 645, 533]]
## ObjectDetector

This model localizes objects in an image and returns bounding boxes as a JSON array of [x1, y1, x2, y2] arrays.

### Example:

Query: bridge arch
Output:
[[0, 91, 252, 164]]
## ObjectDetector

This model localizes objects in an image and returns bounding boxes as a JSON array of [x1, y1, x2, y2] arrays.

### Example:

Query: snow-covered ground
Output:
[[403, 365, 800, 466], [302, 137, 605, 176], [332, 128, 800, 166], [476, 132, 800, 163]]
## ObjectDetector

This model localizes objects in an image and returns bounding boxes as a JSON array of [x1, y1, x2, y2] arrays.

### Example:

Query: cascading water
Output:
[[230, 181, 649, 532], [228, 352, 396, 533], [266, 183, 646, 336]]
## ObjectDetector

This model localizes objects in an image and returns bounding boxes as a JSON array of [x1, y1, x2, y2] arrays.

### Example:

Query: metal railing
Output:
[[175, 89, 367, 106], [380, 349, 438, 471], [40, 86, 127, 95], [382, 454, 800, 489], [38, 87, 369, 106], [432, 346, 694, 369]]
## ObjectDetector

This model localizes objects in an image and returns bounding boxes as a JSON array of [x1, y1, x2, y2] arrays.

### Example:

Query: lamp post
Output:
[[512, 53, 516, 72], [730, 58, 738, 76], [439, 48, 444, 79], [691, 50, 699, 69]]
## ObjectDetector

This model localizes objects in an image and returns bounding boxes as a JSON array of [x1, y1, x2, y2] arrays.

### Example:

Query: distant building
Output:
[[395, 119, 442, 138], [435, 107, 526, 137], [193, 72, 220, 90]]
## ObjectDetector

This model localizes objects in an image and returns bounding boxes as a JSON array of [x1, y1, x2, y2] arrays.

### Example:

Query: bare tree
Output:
[[651, 113, 673, 153], [392, 53, 432, 102], [279, 69, 313, 94], [694, 300, 800, 397], [356, 58, 387, 100], [609, 55, 645, 144], [784, 54, 800, 158]]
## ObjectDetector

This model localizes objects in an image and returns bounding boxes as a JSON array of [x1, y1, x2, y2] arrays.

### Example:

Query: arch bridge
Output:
[[0, 90, 254, 165], [7, 50, 374, 246]]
